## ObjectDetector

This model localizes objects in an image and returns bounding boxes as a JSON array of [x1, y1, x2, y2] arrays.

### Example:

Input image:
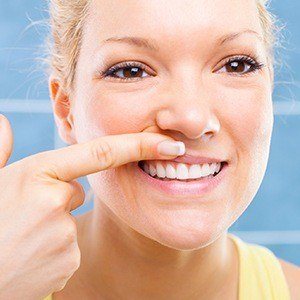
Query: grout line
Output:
[[0, 100, 300, 115], [273, 101, 300, 115], [0, 99, 52, 113], [230, 230, 300, 245]]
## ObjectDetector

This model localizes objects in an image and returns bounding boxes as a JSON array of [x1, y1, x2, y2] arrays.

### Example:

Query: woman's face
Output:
[[71, 0, 273, 249]]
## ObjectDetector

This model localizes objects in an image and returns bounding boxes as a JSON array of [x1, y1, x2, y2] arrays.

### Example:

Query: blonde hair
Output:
[[48, 0, 90, 94], [47, 0, 280, 94]]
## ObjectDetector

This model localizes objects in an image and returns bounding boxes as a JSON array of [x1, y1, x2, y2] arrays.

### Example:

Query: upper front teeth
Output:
[[141, 161, 221, 180]]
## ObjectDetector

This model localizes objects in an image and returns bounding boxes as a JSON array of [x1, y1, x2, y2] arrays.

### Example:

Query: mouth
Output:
[[135, 159, 229, 197], [137, 160, 227, 182]]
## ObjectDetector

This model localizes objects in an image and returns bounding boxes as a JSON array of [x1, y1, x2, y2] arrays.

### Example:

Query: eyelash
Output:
[[101, 61, 148, 82], [220, 54, 265, 77], [100, 55, 265, 82]]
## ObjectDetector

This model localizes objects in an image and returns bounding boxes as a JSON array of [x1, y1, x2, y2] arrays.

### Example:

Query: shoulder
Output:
[[278, 258, 300, 300]]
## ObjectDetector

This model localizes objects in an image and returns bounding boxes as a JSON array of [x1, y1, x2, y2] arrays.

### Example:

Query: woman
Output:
[[0, 0, 299, 299]]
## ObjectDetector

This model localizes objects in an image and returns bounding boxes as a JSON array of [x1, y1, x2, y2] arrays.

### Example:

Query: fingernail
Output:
[[157, 140, 185, 156]]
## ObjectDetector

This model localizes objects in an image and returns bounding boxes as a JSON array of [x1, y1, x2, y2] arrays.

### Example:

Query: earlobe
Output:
[[49, 76, 77, 145]]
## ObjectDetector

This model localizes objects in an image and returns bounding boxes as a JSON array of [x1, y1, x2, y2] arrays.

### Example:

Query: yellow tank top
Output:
[[42, 233, 290, 300]]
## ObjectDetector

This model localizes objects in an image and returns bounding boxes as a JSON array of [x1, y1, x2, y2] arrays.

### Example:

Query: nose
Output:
[[156, 83, 220, 141]]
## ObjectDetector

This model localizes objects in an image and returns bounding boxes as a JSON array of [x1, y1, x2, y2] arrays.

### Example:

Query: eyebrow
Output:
[[219, 29, 263, 45], [101, 36, 159, 52], [100, 29, 263, 52]]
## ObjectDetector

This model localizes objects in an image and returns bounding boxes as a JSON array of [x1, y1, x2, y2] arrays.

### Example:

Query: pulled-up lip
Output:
[[140, 153, 228, 165], [172, 154, 226, 165]]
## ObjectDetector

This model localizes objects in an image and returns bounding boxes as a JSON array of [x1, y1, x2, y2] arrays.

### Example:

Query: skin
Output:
[[48, 0, 299, 299]]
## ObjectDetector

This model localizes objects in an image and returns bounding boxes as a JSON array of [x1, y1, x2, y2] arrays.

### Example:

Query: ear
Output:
[[49, 75, 77, 145]]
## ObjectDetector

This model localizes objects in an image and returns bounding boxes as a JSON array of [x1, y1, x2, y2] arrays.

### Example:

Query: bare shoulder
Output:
[[278, 258, 300, 300]]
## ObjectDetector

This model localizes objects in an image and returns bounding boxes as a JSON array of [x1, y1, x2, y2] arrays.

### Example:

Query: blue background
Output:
[[0, 1, 299, 265]]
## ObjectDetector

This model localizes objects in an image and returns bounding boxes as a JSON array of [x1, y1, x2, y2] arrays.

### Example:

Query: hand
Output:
[[0, 114, 184, 299]]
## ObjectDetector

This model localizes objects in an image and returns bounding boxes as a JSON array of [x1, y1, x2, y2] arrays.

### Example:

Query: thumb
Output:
[[0, 114, 14, 168]]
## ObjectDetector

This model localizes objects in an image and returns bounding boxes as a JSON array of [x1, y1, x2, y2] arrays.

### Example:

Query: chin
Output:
[[146, 214, 227, 251]]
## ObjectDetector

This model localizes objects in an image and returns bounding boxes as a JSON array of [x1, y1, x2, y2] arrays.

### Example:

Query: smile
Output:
[[135, 160, 229, 197], [138, 160, 224, 182]]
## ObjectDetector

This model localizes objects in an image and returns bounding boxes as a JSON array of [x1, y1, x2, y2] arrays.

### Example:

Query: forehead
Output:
[[87, 0, 262, 42]]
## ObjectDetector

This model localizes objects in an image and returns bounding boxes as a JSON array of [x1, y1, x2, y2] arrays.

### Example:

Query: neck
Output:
[[60, 200, 238, 299]]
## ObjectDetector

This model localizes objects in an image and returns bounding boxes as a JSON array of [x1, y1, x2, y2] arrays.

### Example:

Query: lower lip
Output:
[[134, 161, 229, 196]]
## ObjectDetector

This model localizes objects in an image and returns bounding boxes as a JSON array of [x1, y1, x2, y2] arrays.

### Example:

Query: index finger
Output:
[[30, 132, 185, 182]]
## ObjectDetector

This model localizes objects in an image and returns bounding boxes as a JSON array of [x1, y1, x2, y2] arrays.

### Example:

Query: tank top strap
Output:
[[228, 233, 291, 300]]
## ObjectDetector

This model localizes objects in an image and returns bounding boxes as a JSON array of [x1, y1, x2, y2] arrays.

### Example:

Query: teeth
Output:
[[176, 163, 189, 179], [143, 163, 150, 174], [149, 164, 157, 177], [156, 163, 166, 178], [189, 164, 202, 179], [166, 163, 176, 179], [141, 161, 222, 180], [201, 163, 211, 177], [209, 163, 215, 174]]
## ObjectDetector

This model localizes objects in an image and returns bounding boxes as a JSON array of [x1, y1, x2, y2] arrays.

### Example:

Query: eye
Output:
[[217, 55, 265, 76], [101, 61, 152, 82]]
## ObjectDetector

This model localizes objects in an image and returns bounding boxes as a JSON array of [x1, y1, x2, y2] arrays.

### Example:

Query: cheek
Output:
[[219, 86, 273, 155], [75, 88, 155, 140], [220, 86, 273, 205]]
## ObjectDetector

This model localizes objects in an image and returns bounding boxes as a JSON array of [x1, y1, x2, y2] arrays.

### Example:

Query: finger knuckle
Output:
[[138, 137, 147, 159], [70, 247, 81, 273], [49, 194, 68, 212], [49, 184, 73, 211], [54, 279, 68, 292], [91, 140, 115, 169], [60, 183, 74, 200], [56, 219, 78, 252], [64, 220, 78, 244], [60, 247, 81, 279]]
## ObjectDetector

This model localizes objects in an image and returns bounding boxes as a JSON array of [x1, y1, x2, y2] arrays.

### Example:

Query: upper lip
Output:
[[168, 154, 226, 165]]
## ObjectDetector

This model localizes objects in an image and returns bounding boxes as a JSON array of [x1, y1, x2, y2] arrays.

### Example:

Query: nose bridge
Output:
[[156, 74, 217, 140]]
